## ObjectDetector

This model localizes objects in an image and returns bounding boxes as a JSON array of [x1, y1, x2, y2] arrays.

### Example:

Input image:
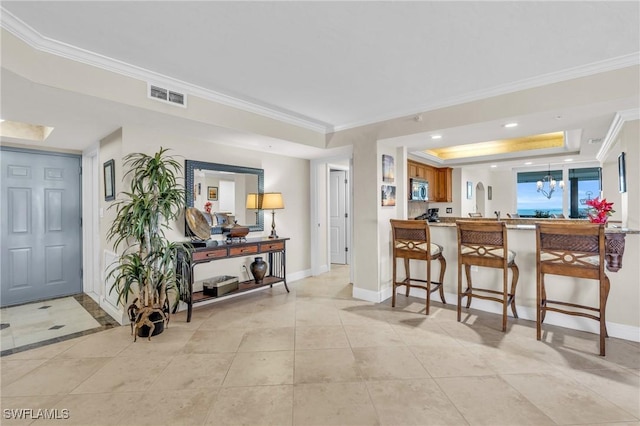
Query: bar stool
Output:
[[390, 219, 446, 315], [536, 223, 609, 356], [456, 220, 519, 331]]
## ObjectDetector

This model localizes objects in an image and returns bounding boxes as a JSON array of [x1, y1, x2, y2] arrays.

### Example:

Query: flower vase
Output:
[[250, 257, 267, 284]]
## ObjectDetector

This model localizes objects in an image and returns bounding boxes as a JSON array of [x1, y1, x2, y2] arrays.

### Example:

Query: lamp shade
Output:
[[246, 193, 260, 209], [262, 192, 284, 210]]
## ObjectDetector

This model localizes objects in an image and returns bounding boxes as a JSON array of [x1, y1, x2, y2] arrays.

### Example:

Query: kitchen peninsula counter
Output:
[[427, 217, 639, 234], [404, 218, 639, 341]]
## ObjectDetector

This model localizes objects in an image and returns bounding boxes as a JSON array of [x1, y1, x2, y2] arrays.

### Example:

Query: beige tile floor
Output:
[[1, 265, 639, 425], [1, 297, 101, 351]]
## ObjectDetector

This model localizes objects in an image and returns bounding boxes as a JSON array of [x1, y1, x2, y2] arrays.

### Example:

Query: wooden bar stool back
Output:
[[535, 223, 609, 356], [390, 219, 447, 315], [456, 220, 519, 331]]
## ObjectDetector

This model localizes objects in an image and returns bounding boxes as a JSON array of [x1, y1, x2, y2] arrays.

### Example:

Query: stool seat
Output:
[[456, 220, 519, 331], [460, 246, 516, 264], [390, 219, 447, 315], [395, 240, 443, 256], [536, 223, 610, 356]]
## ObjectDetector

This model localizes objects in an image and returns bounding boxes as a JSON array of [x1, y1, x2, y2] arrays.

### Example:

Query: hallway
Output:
[[1, 265, 638, 425]]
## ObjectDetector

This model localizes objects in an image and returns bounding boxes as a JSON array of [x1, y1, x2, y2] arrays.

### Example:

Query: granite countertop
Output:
[[425, 218, 639, 234]]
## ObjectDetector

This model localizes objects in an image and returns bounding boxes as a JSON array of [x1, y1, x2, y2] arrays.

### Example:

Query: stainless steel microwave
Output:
[[410, 178, 429, 201]]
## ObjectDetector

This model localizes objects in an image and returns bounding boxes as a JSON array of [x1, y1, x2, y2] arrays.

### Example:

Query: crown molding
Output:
[[0, 8, 331, 134], [333, 54, 640, 132], [3, 7, 638, 137], [409, 151, 445, 165], [597, 108, 640, 163]]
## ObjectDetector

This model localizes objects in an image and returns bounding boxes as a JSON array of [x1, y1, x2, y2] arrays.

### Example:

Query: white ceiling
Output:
[[1, 1, 639, 162]]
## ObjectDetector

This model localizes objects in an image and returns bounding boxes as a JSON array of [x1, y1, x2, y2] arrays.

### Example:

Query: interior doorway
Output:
[[475, 182, 486, 216], [330, 169, 349, 265]]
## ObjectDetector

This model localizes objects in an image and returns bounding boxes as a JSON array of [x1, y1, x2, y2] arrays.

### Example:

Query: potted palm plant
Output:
[[107, 147, 190, 341]]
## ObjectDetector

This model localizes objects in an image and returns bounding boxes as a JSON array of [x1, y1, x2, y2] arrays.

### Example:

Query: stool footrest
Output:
[[396, 278, 443, 293], [462, 287, 515, 300], [541, 300, 600, 322]]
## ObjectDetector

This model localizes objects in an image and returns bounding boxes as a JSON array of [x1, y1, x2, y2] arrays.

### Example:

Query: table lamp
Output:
[[261, 192, 284, 239], [245, 193, 260, 224]]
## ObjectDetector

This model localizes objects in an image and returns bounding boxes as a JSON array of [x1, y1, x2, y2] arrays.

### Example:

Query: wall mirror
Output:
[[185, 160, 264, 235]]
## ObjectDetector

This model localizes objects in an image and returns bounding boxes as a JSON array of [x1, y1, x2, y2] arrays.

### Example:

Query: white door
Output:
[[330, 170, 348, 264], [1, 148, 82, 306]]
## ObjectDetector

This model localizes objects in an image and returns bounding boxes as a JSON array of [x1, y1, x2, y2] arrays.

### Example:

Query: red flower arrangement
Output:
[[204, 201, 212, 213], [585, 197, 614, 224]]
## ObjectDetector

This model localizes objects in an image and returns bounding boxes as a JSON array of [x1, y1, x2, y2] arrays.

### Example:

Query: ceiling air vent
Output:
[[148, 84, 187, 107]]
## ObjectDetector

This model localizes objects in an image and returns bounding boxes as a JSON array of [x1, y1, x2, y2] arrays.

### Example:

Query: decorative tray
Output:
[[185, 207, 211, 240]]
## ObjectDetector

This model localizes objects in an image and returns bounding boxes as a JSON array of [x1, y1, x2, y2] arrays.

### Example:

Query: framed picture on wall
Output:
[[487, 186, 493, 200], [208, 186, 218, 201], [103, 159, 115, 201], [618, 152, 627, 193], [382, 154, 395, 183], [466, 181, 473, 199], [381, 185, 396, 206]]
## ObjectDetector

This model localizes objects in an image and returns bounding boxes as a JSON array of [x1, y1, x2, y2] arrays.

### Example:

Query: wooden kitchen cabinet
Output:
[[408, 160, 452, 202], [424, 166, 436, 201], [409, 162, 426, 179], [435, 167, 452, 202]]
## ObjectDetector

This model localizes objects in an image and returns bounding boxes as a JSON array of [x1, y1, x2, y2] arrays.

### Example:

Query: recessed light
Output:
[[503, 122, 518, 128], [525, 161, 533, 165], [564, 158, 573, 162], [490, 165, 497, 168], [431, 134, 442, 140]]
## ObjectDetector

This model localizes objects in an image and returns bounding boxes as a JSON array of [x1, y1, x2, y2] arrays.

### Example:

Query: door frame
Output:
[[310, 151, 353, 280], [82, 144, 100, 302]]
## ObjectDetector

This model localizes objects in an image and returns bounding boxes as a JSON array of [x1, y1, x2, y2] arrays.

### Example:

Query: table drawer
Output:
[[193, 248, 228, 261], [260, 241, 285, 252], [229, 245, 258, 256]]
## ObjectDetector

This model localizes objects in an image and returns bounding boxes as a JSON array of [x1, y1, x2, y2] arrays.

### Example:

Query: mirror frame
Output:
[[185, 160, 264, 235]]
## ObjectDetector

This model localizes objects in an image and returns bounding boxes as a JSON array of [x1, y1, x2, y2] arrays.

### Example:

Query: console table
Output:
[[179, 237, 289, 322]]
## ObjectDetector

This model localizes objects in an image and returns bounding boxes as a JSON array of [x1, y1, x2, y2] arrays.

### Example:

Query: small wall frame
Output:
[[618, 152, 627, 193], [208, 186, 218, 201], [103, 159, 115, 201]]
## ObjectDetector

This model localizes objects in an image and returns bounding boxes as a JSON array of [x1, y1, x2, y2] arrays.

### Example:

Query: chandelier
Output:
[[536, 165, 564, 199]]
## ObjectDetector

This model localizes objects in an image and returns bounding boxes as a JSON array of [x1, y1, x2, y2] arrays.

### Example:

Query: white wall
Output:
[[351, 136, 381, 297], [102, 125, 311, 306], [377, 144, 402, 299], [486, 170, 515, 217], [459, 168, 491, 217], [615, 120, 639, 229], [98, 128, 125, 322]]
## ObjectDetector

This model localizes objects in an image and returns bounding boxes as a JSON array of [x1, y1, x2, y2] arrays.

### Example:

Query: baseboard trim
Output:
[[316, 264, 330, 275], [288, 269, 312, 283], [379, 287, 640, 343], [352, 286, 385, 303], [99, 296, 128, 325]]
